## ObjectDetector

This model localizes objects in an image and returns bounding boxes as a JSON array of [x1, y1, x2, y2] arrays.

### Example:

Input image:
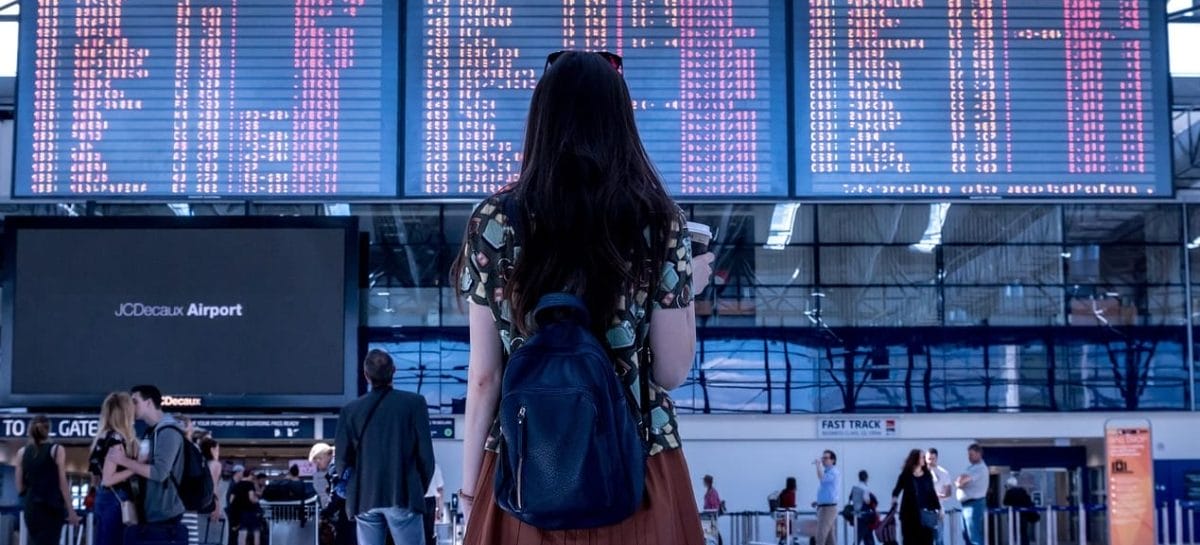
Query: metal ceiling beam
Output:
[[1168, 6, 1200, 21]]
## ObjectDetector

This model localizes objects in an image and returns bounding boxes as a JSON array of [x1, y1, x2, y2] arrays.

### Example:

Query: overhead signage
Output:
[[0, 416, 98, 440], [3, 414, 452, 442], [1, 415, 317, 441], [191, 417, 315, 440], [1184, 471, 1200, 501], [320, 416, 455, 440], [161, 396, 204, 407], [817, 417, 898, 439], [430, 417, 455, 440]]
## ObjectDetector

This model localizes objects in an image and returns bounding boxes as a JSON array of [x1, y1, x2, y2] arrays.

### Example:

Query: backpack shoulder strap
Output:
[[157, 425, 186, 491], [636, 218, 665, 445], [636, 333, 652, 444], [351, 390, 390, 511]]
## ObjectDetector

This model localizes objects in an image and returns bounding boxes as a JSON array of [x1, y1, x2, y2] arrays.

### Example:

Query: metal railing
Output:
[[1159, 500, 1200, 545], [711, 502, 1200, 545]]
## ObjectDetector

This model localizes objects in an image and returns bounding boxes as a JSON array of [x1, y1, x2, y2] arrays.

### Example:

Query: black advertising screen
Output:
[[13, 1, 399, 198], [0, 217, 360, 409], [403, 0, 790, 197], [796, 0, 1172, 197]]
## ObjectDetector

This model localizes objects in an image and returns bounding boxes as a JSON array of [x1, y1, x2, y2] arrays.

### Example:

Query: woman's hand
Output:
[[692, 252, 716, 293]]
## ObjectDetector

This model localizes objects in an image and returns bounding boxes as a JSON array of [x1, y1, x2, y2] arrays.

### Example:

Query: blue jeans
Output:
[[962, 499, 986, 545], [94, 487, 124, 545], [856, 513, 876, 545], [356, 506, 424, 545]]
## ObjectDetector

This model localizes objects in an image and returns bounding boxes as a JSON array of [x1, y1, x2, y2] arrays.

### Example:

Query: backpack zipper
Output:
[[516, 406, 526, 510]]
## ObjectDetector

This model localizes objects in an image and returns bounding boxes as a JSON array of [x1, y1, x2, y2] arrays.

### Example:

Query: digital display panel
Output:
[[404, 0, 790, 197], [13, 0, 399, 198], [10, 0, 1174, 200], [796, 0, 1171, 197], [0, 217, 361, 410]]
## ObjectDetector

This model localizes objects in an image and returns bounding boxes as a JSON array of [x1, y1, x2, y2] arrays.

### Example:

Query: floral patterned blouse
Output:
[[458, 192, 694, 456]]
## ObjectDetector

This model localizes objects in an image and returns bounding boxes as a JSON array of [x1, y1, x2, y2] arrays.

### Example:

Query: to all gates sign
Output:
[[1, 416, 99, 440]]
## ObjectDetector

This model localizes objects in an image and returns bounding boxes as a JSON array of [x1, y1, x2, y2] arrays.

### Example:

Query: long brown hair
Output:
[[28, 415, 50, 446], [901, 449, 926, 475], [455, 51, 677, 336], [93, 392, 138, 457]]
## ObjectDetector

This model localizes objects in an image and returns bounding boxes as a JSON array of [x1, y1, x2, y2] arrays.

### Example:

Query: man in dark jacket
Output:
[[1002, 477, 1039, 545], [336, 349, 435, 545]]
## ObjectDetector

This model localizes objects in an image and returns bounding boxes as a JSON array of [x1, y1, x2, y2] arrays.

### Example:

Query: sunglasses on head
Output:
[[544, 50, 623, 75]]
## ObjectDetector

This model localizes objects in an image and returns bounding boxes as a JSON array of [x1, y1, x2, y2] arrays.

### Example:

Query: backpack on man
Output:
[[161, 426, 215, 513]]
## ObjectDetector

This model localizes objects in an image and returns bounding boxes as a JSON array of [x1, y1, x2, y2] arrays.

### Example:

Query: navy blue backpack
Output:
[[493, 292, 649, 530]]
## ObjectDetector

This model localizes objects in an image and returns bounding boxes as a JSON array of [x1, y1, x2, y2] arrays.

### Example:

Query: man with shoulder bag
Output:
[[336, 350, 436, 545]]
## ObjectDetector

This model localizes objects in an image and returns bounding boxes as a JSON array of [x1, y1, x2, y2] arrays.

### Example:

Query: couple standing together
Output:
[[19, 386, 206, 545]]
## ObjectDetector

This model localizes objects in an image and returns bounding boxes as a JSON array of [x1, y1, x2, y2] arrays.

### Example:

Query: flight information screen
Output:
[[13, 0, 399, 198], [796, 0, 1171, 197], [404, 0, 789, 197]]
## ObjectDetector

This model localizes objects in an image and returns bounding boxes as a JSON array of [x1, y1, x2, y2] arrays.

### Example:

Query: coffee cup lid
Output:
[[685, 221, 712, 237]]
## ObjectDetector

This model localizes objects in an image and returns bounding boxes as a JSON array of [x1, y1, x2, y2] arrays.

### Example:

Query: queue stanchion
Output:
[[1008, 506, 1016, 545], [1084, 501, 1094, 545], [1176, 499, 1189, 545], [1189, 501, 1198, 545], [1046, 505, 1057, 545], [984, 505, 990, 545], [1161, 502, 1171, 545], [947, 508, 962, 545], [450, 492, 461, 545]]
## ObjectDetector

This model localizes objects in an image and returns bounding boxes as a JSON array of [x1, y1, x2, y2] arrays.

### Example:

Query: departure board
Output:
[[404, 0, 789, 197], [796, 0, 1171, 197], [13, 1, 399, 198]]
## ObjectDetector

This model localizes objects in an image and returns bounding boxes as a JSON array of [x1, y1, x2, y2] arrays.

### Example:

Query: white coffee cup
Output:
[[686, 221, 712, 255]]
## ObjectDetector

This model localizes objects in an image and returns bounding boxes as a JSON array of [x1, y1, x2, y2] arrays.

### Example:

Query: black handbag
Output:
[[920, 509, 940, 529]]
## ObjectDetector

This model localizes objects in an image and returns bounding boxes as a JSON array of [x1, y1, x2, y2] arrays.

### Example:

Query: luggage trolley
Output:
[[260, 496, 321, 545], [772, 509, 817, 545], [700, 510, 721, 545]]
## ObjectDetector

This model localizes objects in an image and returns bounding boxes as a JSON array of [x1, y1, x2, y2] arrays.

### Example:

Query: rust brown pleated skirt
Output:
[[463, 448, 706, 545]]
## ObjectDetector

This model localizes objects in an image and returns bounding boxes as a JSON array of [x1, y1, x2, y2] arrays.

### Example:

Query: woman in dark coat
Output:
[[890, 449, 942, 545]]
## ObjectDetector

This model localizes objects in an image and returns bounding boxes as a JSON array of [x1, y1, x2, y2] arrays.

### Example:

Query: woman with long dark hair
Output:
[[890, 449, 942, 545], [17, 415, 81, 545], [454, 50, 715, 544], [88, 393, 139, 545]]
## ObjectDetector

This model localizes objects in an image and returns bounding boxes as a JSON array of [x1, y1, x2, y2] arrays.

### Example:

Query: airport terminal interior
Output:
[[1, 1, 1200, 544]]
